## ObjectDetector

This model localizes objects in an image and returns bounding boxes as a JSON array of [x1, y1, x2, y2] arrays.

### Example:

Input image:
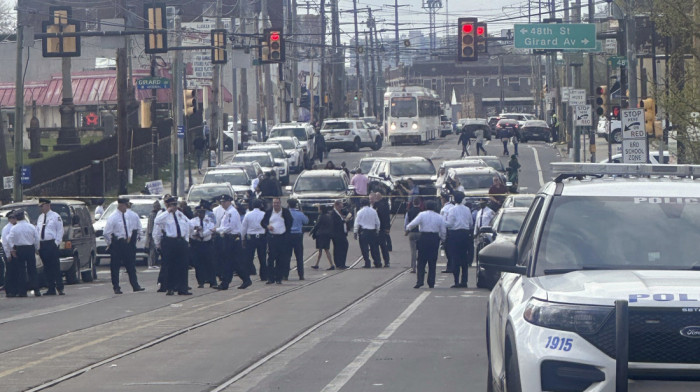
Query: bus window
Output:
[[391, 97, 417, 117]]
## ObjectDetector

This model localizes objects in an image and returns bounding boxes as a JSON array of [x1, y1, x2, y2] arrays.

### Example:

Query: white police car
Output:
[[481, 163, 700, 392]]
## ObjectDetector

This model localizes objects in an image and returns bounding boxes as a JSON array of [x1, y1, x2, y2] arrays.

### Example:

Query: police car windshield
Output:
[[101, 203, 154, 220], [536, 196, 700, 275], [269, 139, 295, 149], [359, 160, 376, 174], [454, 173, 494, 189], [203, 171, 249, 185], [250, 146, 285, 159], [497, 211, 527, 233], [294, 177, 346, 192], [233, 154, 273, 167], [188, 186, 233, 203], [390, 161, 435, 177], [270, 128, 307, 140]]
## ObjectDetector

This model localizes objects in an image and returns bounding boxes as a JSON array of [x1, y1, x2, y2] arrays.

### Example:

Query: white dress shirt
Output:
[[268, 209, 286, 235], [251, 177, 260, 193], [189, 214, 216, 241], [445, 204, 473, 231], [218, 205, 242, 235], [103, 209, 143, 246], [474, 206, 496, 236], [36, 210, 64, 246], [213, 205, 226, 227], [241, 208, 266, 236], [353, 206, 380, 233], [2, 222, 15, 255], [8, 220, 41, 250], [153, 209, 191, 247], [406, 210, 447, 241], [440, 203, 454, 219]]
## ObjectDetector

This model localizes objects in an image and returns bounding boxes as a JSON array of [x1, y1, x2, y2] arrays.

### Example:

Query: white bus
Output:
[[384, 86, 441, 146]]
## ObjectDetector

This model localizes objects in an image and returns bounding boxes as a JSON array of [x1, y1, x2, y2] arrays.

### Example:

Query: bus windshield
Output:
[[391, 97, 417, 118]]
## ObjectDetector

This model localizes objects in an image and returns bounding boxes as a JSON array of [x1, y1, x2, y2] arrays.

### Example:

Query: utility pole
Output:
[[291, 0, 299, 122], [625, 0, 638, 108], [240, 0, 249, 147], [13, 5, 23, 202], [262, 0, 275, 132], [117, 0, 129, 195], [231, 10, 239, 153], [373, 24, 384, 123], [211, 0, 223, 162], [172, 15, 184, 196], [363, 32, 372, 117], [150, 55, 158, 180], [318, 0, 326, 124], [368, 10, 378, 120], [352, 0, 363, 117], [588, 0, 596, 162], [394, 0, 400, 67], [255, 13, 263, 140]]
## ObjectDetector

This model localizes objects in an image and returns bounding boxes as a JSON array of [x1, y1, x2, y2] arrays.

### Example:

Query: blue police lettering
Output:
[[629, 294, 649, 302], [653, 294, 674, 301], [629, 293, 699, 302]]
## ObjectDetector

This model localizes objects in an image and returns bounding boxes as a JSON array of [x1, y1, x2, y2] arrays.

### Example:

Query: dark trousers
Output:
[[317, 147, 324, 163], [332, 234, 349, 268], [288, 233, 304, 278], [377, 231, 391, 265], [460, 142, 470, 157], [161, 237, 189, 293], [14, 245, 38, 295], [444, 231, 454, 272], [39, 240, 63, 292], [221, 235, 247, 288], [417, 232, 440, 287], [246, 235, 267, 280], [359, 229, 381, 267], [267, 233, 289, 282], [110, 239, 141, 291], [190, 240, 217, 286], [513, 141, 519, 155], [5, 257, 19, 296], [448, 230, 472, 285], [476, 142, 487, 155], [502, 140, 509, 155]]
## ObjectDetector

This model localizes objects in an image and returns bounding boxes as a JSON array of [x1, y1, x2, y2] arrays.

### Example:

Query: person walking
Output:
[[353, 198, 381, 268], [314, 129, 327, 163], [261, 197, 293, 284], [310, 205, 335, 270], [36, 198, 64, 296], [474, 127, 487, 155], [189, 205, 218, 289], [153, 196, 192, 295], [507, 155, 521, 193], [497, 126, 511, 156], [215, 194, 249, 290], [512, 125, 521, 156], [405, 201, 446, 289], [458, 129, 471, 157], [6, 210, 41, 297], [103, 198, 145, 294], [193, 135, 206, 174], [445, 194, 473, 288], [373, 192, 392, 267], [330, 200, 352, 269], [287, 199, 309, 280], [241, 199, 268, 281], [146, 200, 162, 269], [404, 198, 422, 273]]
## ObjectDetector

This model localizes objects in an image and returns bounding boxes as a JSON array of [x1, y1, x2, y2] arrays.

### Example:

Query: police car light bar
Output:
[[551, 163, 700, 178]]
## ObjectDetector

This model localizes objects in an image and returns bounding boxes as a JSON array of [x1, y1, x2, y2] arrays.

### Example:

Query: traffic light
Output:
[[640, 98, 656, 135], [457, 17, 478, 62], [354, 91, 358, 101], [611, 105, 621, 120], [476, 22, 488, 53], [595, 85, 608, 116], [140, 101, 152, 128], [211, 29, 227, 64], [263, 29, 284, 63], [144, 3, 167, 54], [183, 89, 197, 116]]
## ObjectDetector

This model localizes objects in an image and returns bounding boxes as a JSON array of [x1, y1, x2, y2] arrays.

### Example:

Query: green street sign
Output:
[[562, 40, 602, 53], [607, 56, 628, 68], [136, 77, 170, 90], [514, 23, 597, 50]]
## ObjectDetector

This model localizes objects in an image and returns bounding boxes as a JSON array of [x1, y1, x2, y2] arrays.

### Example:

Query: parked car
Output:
[[519, 120, 551, 142], [265, 137, 304, 173], [442, 167, 508, 205], [501, 194, 535, 208], [460, 118, 492, 140], [1, 199, 97, 284], [201, 166, 253, 206], [187, 183, 236, 209], [268, 122, 316, 166], [232, 151, 283, 185], [440, 115, 453, 137], [367, 157, 437, 212], [94, 195, 162, 266], [357, 157, 379, 175], [285, 169, 354, 226], [245, 144, 291, 185], [321, 118, 383, 152], [463, 155, 507, 173], [474, 206, 528, 289], [498, 112, 536, 127], [436, 159, 488, 188], [596, 116, 623, 143], [214, 162, 264, 188]]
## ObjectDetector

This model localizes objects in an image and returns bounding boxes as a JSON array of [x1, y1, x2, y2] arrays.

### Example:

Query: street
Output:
[[0, 134, 562, 392]]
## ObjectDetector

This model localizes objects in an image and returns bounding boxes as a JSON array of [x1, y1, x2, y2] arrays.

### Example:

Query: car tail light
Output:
[[64, 241, 72, 249]]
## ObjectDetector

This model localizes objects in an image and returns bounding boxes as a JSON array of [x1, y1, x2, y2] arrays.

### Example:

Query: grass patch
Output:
[[4, 136, 104, 165]]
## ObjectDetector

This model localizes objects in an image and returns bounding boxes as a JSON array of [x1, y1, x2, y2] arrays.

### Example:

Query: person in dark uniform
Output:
[[36, 198, 64, 296], [310, 205, 335, 270], [103, 198, 145, 294], [5, 210, 41, 297], [261, 197, 293, 284], [189, 205, 218, 288], [153, 196, 192, 295], [445, 194, 473, 288], [241, 199, 268, 281], [330, 200, 352, 269], [314, 129, 327, 163], [458, 129, 471, 157], [287, 199, 309, 280], [215, 194, 250, 290], [353, 198, 381, 268], [405, 200, 446, 289], [373, 192, 392, 267]]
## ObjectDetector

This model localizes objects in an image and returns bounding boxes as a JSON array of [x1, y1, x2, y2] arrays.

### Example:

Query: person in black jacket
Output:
[[458, 130, 471, 157], [314, 129, 327, 163], [310, 205, 335, 270], [330, 199, 352, 269], [372, 192, 392, 267], [260, 197, 293, 284]]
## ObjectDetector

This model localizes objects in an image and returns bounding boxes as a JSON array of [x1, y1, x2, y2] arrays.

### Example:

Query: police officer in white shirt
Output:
[[189, 205, 218, 289], [439, 193, 456, 274], [35, 198, 65, 295], [154, 196, 192, 295], [353, 198, 381, 268], [7, 210, 41, 297], [261, 197, 293, 284], [2, 210, 19, 297], [445, 194, 473, 288], [216, 194, 249, 290], [104, 198, 145, 294], [474, 200, 496, 236], [406, 200, 447, 289], [241, 199, 268, 282]]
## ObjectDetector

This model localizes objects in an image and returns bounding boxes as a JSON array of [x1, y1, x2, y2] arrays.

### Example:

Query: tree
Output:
[[0, 1, 15, 35]]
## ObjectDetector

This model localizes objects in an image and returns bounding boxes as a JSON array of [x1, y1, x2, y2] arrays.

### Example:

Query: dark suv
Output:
[[0, 199, 97, 284], [367, 157, 437, 212], [286, 169, 353, 226]]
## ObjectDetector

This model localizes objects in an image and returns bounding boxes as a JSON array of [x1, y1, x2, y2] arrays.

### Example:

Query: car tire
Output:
[[66, 255, 80, 285], [486, 317, 495, 392], [352, 138, 361, 152], [371, 137, 382, 151], [611, 129, 622, 143], [81, 253, 95, 283], [505, 337, 523, 392]]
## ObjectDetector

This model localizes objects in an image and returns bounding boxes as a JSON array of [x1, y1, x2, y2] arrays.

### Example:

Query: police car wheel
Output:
[[505, 341, 523, 392]]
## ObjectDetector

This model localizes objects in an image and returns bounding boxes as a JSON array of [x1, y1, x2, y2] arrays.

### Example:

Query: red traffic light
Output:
[[612, 106, 620, 117], [462, 24, 473, 34], [270, 32, 280, 41], [476, 26, 485, 35]]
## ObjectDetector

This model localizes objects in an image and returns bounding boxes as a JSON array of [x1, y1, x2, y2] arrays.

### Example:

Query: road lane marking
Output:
[[319, 291, 430, 392], [530, 146, 545, 187]]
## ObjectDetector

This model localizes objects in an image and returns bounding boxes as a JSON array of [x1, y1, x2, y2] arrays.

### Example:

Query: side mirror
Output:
[[479, 241, 526, 274], [285, 186, 292, 192], [479, 226, 493, 234]]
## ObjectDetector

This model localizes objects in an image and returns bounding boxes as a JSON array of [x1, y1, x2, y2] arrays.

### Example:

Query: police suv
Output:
[[481, 163, 700, 392]]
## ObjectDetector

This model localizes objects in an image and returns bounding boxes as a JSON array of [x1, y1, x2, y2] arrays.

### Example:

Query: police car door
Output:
[[356, 121, 371, 143]]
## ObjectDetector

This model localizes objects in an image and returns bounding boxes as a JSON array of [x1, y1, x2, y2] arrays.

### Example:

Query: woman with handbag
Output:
[[310, 205, 335, 270]]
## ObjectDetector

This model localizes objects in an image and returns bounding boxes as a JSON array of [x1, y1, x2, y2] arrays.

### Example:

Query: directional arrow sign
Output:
[[621, 108, 645, 139], [514, 23, 597, 50], [574, 105, 592, 126]]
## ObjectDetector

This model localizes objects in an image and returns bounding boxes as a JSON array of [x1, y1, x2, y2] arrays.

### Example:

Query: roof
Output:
[[205, 167, 247, 174], [299, 170, 345, 177], [236, 151, 270, 155], [2, 199, 86, 207], [272, 123, 311, 128], [375, 157, 432, 162], [449, 167, 498, 174], [523, 120, 549, 126], [558, 178, 700, 197]]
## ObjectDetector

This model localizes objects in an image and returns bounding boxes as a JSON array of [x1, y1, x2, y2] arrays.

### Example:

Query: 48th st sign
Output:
[[514, 23, 596, 50]]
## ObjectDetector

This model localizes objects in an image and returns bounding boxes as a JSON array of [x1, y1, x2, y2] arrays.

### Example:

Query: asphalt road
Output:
[[0, 133, 562, 392]]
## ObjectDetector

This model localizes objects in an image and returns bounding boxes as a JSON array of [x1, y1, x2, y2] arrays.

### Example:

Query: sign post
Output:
[[621, 108, 647, 163]]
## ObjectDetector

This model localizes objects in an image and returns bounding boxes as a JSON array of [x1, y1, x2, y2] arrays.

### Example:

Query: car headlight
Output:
[[412, 122, 418, 130], [390, 122, 396, 131], [523, 298, 613, 335]]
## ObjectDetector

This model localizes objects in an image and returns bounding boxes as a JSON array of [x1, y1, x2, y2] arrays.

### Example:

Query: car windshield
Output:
[[536, 196, 700, 275], [506, 195, 535, 208], [250, 146, 284, 159], [390, 161, 435, 176], [188, 186, 233, 203], [270, 128, 307, 140], [496, 211, 527, 233], [480, 158, 505, 172], [391, 97, 417, 117], [294, 177, 346, 192], [443, 161, 486, 170], [9, 204, 71, 226], [269, 140, 295, 149], [454, 173, 495, 189], [203, 171, 249, 185], [323, 122, 351, 130], [100, 202, 154, 220], [359, 159, 376, 174], [233, 154, 273, 167]]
